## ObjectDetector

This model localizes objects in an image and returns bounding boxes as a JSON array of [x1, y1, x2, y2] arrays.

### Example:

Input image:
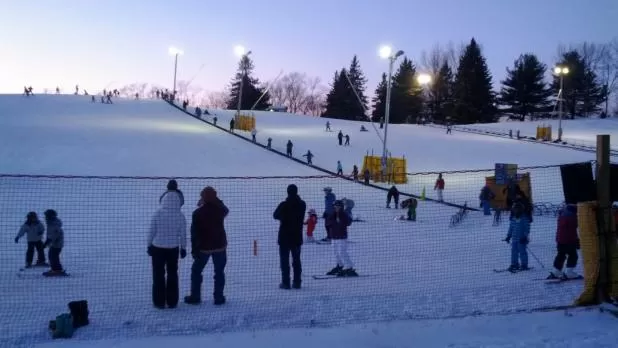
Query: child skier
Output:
[[43, 209, 66, 276], [336, 161, 343, 175], [14, 212, 47, 268], [504, 202, 530, 272], [325, 200, 358, 277], [304, 209, 318, 242], [548, 205, 581, 280], [434, 174, 445, 202]]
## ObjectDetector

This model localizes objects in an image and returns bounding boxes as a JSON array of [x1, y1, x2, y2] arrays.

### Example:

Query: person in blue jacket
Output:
[[479, 185, 495, 216], [504, 202, 531, 272], [321, 187, 336, 242]]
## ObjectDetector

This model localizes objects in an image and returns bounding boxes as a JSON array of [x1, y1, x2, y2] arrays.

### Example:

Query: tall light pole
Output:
[[234, 45, 252, 116], [379, 45, 404, 174], [554, 65, 569, 141], [168, 47, 184, 96], [417, 73, 432, 122]]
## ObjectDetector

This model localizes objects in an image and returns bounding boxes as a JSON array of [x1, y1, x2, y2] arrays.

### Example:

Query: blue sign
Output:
[[495, 163, 517, 185]]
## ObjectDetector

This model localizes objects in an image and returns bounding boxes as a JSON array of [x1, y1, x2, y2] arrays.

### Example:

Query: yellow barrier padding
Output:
[[575, 201, 600, 306], [361, 155, 407, 184], [484, 173, 532, 210], [233, 114, 256, 131], [535, 126, 552, 141]]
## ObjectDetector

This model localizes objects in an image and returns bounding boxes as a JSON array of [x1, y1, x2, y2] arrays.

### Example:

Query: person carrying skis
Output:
[[387, 186, 399, 208], [479, 184, 495, 216], [15, 212, 47, 268], [302, 150, 314, 164], [43, 209, 66, 276], [504, 202, 530, 272], [321, 187, 336, 242], [548, 205, 581, 280], [434, 173, 445, 202], [325, 200, 358, 277], [337, 131, 343, 146], [148, 190, 187, 309], [160, 179, 185, 207], [336, 161, 343, 175], [304, 209, 318, 243]]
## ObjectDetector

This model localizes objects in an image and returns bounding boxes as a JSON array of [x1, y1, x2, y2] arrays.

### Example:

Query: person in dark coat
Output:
[[548, 205, 580, 279], [185, 187, 229, 306], [337, 131, 343, 146], [479, 185, 495, 216], [286, 140, 293, 157], [160, 179, 185, 207], [325, 200, 358, 277], [387, 186, 399, 209], [503, 179, 519, 209], [273, 184, 307, 289], [230, 119, 235, 132]]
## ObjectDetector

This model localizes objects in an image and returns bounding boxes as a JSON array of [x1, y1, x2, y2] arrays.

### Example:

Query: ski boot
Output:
[[337, 268, 359, 277], [327, 265, 343, 275]]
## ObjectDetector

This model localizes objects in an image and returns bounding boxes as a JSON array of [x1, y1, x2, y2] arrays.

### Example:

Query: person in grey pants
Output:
[[44, 209, 65, 275]]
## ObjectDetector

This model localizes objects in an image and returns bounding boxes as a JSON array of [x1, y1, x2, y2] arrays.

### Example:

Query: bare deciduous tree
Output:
[[204, 91, 228, 109], [267, 72, 326, 115]]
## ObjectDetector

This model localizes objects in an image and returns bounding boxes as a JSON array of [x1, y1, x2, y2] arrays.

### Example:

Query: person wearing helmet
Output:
[[325, 200, 358, 277], [321, 187, 336, 242], [504, 202, 531, 272]]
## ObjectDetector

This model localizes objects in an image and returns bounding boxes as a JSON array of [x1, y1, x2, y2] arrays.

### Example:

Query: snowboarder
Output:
[[43, 209, 66, 276], [14, 212, 47, 268], [273, 184, 306, 290], [548, 205, 580, 280], [434, 174, 445, 202], [304, 209, 318, 243], [387, 186, 399, 209], [322, 187, 336, 242], [344, 134, 350, 146], [352, 165, 359, 181], [267, 137, 272, 149], [363, 168, 371, 185], [251, 128, 257, 143], [337, 131, 343, 146], [160, 179, 185, 207], [229, 119, 235, 132], [336, 161, 343, 175], [504, 202, 530, 272], [148, 190, 187, 309], [302, 150, 314, 165], [325, 121, 331, 132], [185, 187, 229, 306], [479, 185, 495, 216], [325, 200, 358, 277], [286, 140, 293, 157]]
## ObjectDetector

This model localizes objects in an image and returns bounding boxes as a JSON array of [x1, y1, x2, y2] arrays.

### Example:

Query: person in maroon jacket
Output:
[[548, 205, 581, 280], [184, 186, 229, 305], [434, 173, 445, 202], [325, 200, 358, 277]]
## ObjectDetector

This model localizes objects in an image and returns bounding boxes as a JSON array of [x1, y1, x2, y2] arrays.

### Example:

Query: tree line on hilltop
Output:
[[119, 37, 618, 124]]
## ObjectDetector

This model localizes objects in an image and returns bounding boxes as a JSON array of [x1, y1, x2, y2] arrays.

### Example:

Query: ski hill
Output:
[[0, 94, 613, 347]]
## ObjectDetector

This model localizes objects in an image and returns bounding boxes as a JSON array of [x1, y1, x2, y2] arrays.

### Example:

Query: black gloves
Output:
[[147, 245, 154, 256], [520, 236, 529, 245], [14, 237, 19, 244], [180, 249, 187, 259]]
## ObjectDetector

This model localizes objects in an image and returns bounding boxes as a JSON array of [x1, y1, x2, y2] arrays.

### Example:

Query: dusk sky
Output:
[[2, 0, 617, 97]]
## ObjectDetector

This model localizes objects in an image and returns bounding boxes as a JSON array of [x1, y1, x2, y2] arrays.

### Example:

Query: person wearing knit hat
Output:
[[185, 186, 229, 306], [160, 179, 185, 207], [273, 184, 307, 289]]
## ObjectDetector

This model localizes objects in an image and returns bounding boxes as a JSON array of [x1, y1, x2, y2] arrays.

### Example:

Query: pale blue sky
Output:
[[1, 0, 616, 95]]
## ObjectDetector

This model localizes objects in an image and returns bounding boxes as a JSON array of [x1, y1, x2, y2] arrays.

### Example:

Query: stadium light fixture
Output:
[[554, 65, 569, 141]]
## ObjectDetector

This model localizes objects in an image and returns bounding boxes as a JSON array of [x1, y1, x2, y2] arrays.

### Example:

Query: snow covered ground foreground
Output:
[[0, 95, 609, 347], [36, 309, 618, 348]]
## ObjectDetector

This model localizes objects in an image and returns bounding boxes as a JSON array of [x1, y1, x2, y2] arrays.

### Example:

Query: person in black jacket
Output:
[[387, 186, 399, 209], [273, 184, 307, 289]]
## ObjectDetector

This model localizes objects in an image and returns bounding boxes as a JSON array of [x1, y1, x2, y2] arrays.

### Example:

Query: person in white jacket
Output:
[[147, 191, 187, 309]]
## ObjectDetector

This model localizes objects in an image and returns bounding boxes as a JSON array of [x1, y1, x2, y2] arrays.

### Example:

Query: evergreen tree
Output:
[[552, 50, 607, 117], [388, 57, 424, 123], [322, 69, 351, 119], [371, 73, 388, 122], [452, 38, 496, 124], [428, 62, 455, 122], [347, 55, 369, 120], [499, 54, 552, 120], [226, 55, 271, 111]]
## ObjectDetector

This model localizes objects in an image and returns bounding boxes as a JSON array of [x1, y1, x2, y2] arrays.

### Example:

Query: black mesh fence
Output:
[[0, 165, 589, 347]]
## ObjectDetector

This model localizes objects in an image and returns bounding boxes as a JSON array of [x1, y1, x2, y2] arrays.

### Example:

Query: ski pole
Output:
[[526, 246, 545, 269]]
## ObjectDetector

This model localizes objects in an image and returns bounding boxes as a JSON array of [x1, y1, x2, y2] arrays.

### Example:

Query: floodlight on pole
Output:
[[379, 45, 405, 180], [235, 45, 253, 115], [417, 73, 432, 85], [168, 46, 184, 97], [554, 65, 569, 141]]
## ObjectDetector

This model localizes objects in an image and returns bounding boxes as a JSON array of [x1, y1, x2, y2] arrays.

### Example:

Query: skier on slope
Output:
[[251, 128, 257, 142], [325, 200, 358, 277], [434, 174, 445, 202], [504, 202, 531, 272], [336, 161, 343, 175], [352, 165, 359, 181], [286, 140, 293, 157], [321, 187, 336, 242], [15, 212, 47, 268], [344, 134, 350, 146], [547, 205, 581, 280], [325, 121, 331, 132], [302, 150, 314, 164], [337, 131, 343, 146], [387, 186, 399, 208]]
